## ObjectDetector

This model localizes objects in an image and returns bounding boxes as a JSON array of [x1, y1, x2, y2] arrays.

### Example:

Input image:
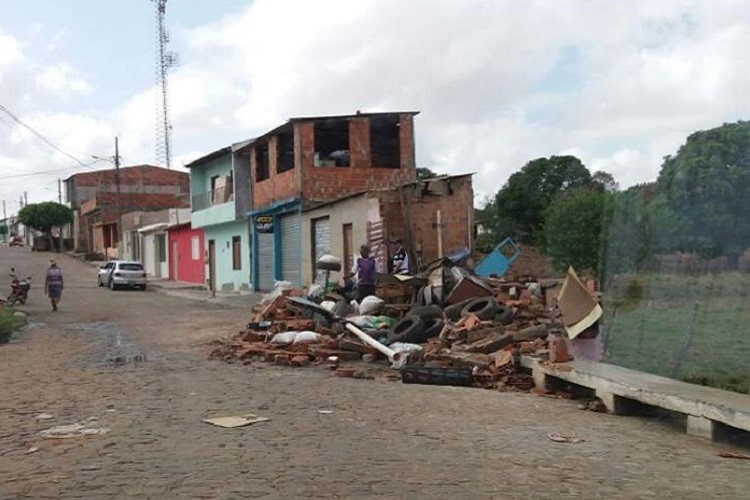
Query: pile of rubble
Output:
[[210, 261, 595, 392]]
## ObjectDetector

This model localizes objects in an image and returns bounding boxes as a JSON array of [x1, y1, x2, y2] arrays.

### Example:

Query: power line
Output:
[[0, 158, 109, 180], [0, 101, 105, 167]]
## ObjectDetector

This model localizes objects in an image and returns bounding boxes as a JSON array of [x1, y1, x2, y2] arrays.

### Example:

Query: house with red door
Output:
[[167, 215, 205, 285]]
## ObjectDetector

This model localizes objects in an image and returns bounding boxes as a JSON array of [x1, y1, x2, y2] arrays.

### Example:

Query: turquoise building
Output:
[[188, 141, 253, 292]]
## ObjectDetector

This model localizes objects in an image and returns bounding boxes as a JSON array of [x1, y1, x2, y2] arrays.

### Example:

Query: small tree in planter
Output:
[[18, 202, 73, 252]]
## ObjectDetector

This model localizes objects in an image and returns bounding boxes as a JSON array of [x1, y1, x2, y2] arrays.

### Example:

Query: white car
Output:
[[97, 261, 147, 290]]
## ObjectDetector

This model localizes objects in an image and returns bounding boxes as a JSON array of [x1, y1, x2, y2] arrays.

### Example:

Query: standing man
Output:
[[348, 244, 376, 301], [389, 239, 410, 275], [45, 259, 64, 312]]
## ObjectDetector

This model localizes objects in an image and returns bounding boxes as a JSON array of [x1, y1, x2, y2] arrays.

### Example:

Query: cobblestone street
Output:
[[1, 246, 748, 499]]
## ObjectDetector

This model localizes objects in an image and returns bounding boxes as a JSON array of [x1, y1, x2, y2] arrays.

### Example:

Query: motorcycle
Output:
[[8, 236, 24, 247], [7, 268, 31, 306]]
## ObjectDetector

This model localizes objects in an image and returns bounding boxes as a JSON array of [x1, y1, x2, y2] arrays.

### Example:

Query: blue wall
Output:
[[204, 220, 251, 292]]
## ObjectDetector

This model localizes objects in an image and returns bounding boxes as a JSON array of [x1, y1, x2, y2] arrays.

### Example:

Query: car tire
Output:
[[421, 317, 444, 341], [460, 297, 500, 321], [97, 276, 103, 287], [108, 278, 116, 291], [444, 298, 478, 322], [388, 315, 425, 344], [406, 305, 443, 321], [494, 304, 514, 325]]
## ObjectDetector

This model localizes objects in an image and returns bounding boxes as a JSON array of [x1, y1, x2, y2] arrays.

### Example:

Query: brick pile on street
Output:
[[210, 260, 578, 393]]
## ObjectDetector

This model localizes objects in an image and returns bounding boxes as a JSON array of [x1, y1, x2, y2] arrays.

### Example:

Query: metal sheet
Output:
[[280, 213, 301, 287], [257, 231, 274, 291], [312, 217, 331, 283]]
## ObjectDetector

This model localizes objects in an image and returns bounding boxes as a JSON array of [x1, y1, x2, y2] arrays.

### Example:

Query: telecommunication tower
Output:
[[153, 0, 178, 169]]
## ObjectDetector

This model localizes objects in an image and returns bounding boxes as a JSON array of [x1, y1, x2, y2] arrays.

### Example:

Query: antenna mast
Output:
[[153, 0, 177, 169]]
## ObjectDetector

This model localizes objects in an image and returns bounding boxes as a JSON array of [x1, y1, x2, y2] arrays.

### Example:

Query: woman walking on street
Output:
[[45, 259, 64, 312]]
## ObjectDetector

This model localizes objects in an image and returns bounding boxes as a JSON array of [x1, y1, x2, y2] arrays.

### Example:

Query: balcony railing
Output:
[[192, 187, 234, 211]]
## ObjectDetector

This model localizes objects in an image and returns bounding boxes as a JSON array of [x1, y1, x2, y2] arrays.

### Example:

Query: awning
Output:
[[138, 223, 168, 234]]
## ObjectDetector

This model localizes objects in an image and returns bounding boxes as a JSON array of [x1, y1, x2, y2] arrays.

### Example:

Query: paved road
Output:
[[0, 246, 748, 499]]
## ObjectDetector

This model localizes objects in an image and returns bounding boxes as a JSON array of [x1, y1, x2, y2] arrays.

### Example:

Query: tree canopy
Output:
[[543, 188, 609, 272], [18, 202, 73, 234], [655, 120, 750, 258], [416, 167, 439, 181], [489, 155, 593, 241]]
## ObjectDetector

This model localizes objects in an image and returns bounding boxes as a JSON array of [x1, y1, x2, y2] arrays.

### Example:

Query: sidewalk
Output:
[[64, 252, 260, 307]]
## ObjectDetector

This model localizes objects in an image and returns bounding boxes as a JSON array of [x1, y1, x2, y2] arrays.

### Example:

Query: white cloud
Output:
[[3, 0, 750, 209], [36, 62, 92, 96]]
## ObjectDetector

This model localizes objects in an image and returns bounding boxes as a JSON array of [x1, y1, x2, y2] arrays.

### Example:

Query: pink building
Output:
[[168, 223, 206, 285]]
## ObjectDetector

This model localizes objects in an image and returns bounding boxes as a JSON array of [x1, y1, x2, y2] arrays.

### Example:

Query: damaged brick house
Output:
[[301, 174, 475, 287], [65, 165, 189, 257], [235, 111, 419, 291]]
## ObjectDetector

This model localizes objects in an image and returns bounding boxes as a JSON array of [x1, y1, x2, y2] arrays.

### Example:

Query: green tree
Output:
[[0, 224, 7, 237], [592, 170, 619, 192], [489, 155, 593, 242], [543, 188, 610, 272], [655, 120, 750, 259], [416, 167, 439, 181], [18, 202, 73, 252]]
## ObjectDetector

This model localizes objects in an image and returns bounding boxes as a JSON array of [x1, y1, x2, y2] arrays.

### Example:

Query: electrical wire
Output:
[[0, 158, 110, 180], [0, 101, 105, 167]]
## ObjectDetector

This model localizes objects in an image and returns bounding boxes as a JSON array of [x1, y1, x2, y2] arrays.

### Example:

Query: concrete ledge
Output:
[[521, 355, 750, 441]]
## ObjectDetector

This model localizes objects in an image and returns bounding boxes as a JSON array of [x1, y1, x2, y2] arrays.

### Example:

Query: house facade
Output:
[[235, 111, 419, 291], [168, 222, 205, 284], [300, 174, 475, 288], [65, 165, 189, 256], [187, 143, 253, 292]]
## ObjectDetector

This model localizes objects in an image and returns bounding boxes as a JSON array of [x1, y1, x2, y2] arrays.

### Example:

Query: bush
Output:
[[0, 309, 22, 344]]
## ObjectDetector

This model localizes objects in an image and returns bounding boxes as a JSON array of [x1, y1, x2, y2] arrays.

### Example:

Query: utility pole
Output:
[[58, 178, 62, 204], [24, 191, 27, 206], [114, 137, 123, 255]]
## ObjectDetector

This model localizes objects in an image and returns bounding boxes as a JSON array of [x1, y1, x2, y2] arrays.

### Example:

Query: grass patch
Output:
[[0, 308, 23, 344], [603, 272, 750, 394]]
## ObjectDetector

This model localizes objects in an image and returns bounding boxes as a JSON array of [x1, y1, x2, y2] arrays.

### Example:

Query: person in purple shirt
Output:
[[348, 244, 376, 301], [45, 259, 64, 312]]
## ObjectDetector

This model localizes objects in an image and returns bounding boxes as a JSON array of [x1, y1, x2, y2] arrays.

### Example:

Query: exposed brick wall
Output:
[[349, 117, 370, 168], [302, 166, 414, 204], [67, 165, 189, 208], [250, 113, 417, 210], [251, 143, 300, 209], [376, 176, 474, 266]]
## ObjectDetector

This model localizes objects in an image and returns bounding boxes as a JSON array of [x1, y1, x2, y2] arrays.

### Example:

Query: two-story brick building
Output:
[[65, 165, 189, 257], [236, 111, 418, 290]]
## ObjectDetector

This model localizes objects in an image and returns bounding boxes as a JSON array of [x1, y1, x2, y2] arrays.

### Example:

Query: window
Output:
[[232, 235, 242, 270], [158, 234, 167, 263], [370, 115, 401, 168], [210, 175, 220, 191], [256, 142, 269, 181], [191, 236, 200, 260], [277, 128, 295, 173], [119, 263, 144, 271], [314, 119, 349, 167]]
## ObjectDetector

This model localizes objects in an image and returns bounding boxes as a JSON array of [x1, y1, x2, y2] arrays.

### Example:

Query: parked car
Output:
[[97, 261, 147, 290]]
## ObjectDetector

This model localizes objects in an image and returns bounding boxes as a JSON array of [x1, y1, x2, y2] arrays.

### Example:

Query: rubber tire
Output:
[[421, 317, 444, 340], [387, 315, 426, 344], [494, 304, 514, 325], [444, 298, 478, 322], [108, 278, 116, 291], [97, 276, 102, 287], [406, 305, 443, 321], [460, 297, 499, 321]]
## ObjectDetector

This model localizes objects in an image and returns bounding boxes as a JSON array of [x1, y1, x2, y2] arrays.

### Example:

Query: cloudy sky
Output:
[[1, 0, 749, 213]]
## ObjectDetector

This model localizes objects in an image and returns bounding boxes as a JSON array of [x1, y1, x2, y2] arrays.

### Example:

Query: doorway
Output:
[[171, 240, 179, 281], [208, 239, 216, 291]]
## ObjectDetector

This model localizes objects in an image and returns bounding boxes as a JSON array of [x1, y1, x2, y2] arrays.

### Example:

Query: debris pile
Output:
[[210, 258, 600, 393]]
